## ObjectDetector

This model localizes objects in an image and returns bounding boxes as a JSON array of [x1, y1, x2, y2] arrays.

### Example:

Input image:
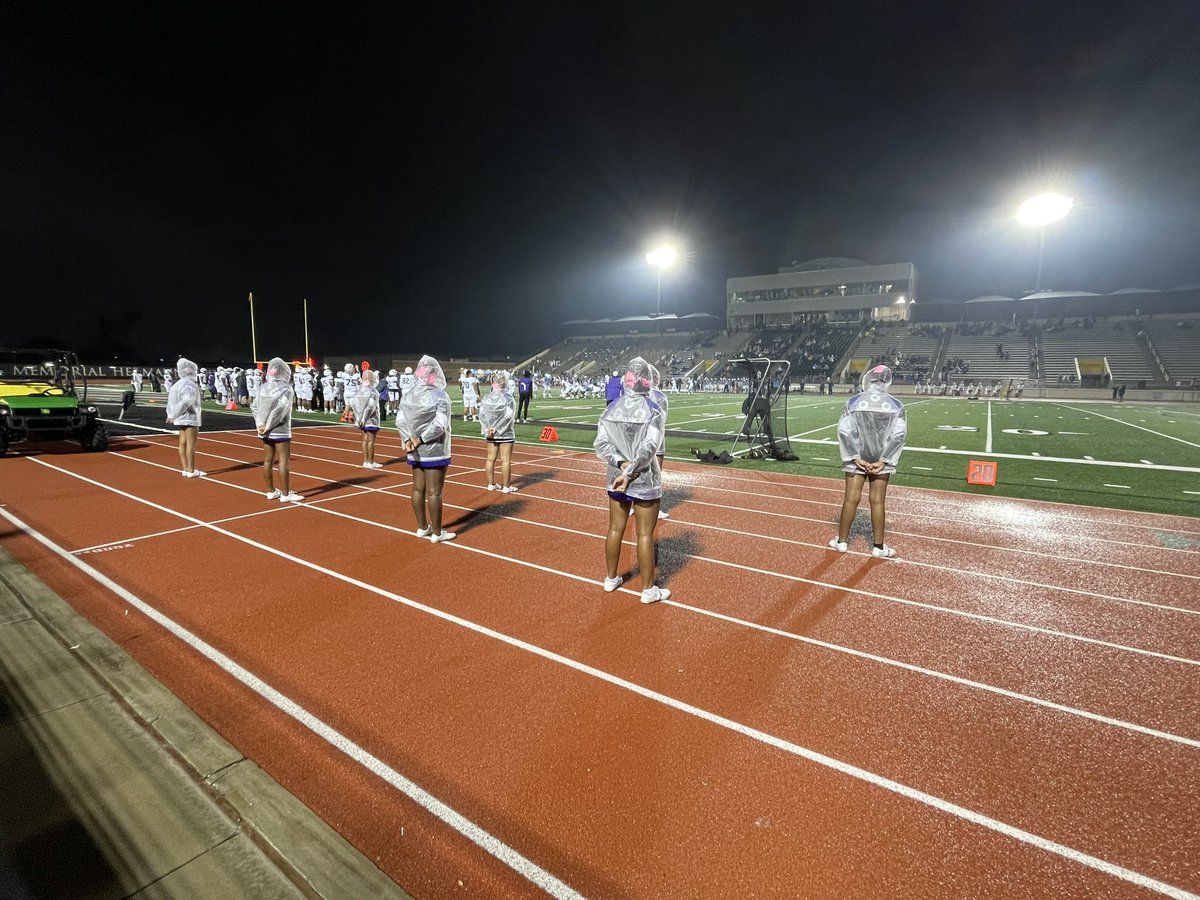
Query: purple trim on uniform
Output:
[[361, 425, 380, 433], [486, 436, 515, 444], [407, 456, 450, 469], [261, 435, 291, 444], [607, 489, 634, 503]]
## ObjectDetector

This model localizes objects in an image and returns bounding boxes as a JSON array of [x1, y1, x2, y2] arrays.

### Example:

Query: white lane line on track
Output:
[[220, 431, 1200, 584], [69, 501, 318, 554], [4, 498, 1194, 900], [103, 448, 1200, 744], [0, 505, 584, 900]]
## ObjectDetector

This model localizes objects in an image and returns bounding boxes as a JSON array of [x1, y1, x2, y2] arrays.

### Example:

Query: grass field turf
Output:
[[471, 394, 1200, 519], [211, 393, 1200, 518]]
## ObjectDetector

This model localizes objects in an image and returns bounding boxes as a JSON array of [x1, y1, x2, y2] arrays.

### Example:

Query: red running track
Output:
[[1, 424, 1197, 899]]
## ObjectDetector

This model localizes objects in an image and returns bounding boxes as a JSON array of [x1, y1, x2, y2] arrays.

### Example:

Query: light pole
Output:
[[645, 244, 677, 315], [1017, 192, 1073, 292]]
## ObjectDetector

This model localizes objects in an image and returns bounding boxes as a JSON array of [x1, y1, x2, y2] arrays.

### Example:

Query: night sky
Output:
[[4, 2, 1199, 364]]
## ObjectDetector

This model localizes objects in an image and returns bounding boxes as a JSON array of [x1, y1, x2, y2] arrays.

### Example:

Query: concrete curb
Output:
[[0, 546, 411, 900]]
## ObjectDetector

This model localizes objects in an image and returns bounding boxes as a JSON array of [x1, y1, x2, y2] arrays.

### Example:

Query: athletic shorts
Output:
[[261, 435, 291, 445], [407, 456, 449, 469], [486, 436, 515, 445], [360, 425, 380, 433]]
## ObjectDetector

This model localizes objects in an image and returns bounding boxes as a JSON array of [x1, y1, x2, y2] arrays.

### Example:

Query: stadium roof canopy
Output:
[[1021, 290, 1102, 299], [1109, 287, 1160, 294], [788, 257, 870, 271], [964, 295, 1016, 304], [562, 312, 720, 326], [1168, 283, 1200, 291]]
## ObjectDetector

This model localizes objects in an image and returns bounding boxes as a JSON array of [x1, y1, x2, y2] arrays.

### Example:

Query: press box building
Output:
[[726, 257, 917, 330]]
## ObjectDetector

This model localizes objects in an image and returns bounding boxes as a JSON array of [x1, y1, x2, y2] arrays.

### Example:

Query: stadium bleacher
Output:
[[938, 326, 1031, 382], [1145, 318, 1200, 386], [1038, 320, 1157, 385]]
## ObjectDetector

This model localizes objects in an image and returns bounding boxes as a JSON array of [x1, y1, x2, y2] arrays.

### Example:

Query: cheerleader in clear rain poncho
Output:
[[252, 357, 303, 503], [479, 371, 517, 493], [647, 362, 671, 520], [353, 368, 383, 468], [594, 357, 671, 604], [398, 355, 455, 543], [829, 364, 907, 558], [165, 357, 204, 478]]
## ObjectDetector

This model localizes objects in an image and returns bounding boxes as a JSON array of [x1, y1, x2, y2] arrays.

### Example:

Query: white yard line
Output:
[[986, 401, 994, 454], [1053, 403, 1200, 450]]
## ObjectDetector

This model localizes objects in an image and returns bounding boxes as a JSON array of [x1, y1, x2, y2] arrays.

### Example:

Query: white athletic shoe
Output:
[[657, 509, 670, 520], [603, 575, 623, 592], [871, 544, 897, 559], [415, 525, 433, 538], [279, 491, 304, 503], [265, 489, 281, 500], [828, 538, 848, 552], [501, 485, 518, 493], [640, 586, 671, 604], [430, 530, 456, 543], [487, 483, 499, 491], [191, 470, 206, 478]]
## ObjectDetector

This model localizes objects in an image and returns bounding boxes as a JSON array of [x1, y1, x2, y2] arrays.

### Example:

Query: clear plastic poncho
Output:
[[479, 374, 516, 441], [252, 357, 294, 439], [838, 365, 907, 470], [352, 369, 381, 428], [166, 357, 202, 427], [593, 357, 665, 500], [647, 362, 668, 455], [398, 355, 451, 463]]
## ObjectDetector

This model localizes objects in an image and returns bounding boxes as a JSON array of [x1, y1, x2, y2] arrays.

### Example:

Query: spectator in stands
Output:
[[400, 355, 455, 543], [594, 357, 670, 604], [829, 365, 907, 559], [165, 357, 204, 478], [1118, 383, 1126, 401]]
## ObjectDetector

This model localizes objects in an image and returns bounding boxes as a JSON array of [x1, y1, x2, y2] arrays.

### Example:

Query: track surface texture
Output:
[[1, 425, 1197, 899]]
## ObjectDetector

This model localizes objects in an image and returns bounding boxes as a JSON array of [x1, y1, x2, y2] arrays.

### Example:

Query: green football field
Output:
[[473, 393, 1200, 518]]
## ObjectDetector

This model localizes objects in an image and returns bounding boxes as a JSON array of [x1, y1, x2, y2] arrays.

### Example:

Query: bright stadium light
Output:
[[896, 295, 907, 304], [645, 243, 678, 315], [1018, 192, 1074, 292], [1017, 192, 1073, 228], [645, 245, 677, 269]]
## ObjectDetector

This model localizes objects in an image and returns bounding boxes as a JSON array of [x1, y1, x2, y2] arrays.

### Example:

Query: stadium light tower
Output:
[[1018, 192, 1073, 292], [645, 243, 678, 315]]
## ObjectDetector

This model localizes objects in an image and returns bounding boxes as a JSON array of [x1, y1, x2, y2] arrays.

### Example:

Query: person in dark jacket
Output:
[[516, 370, 534, 423], [604, 370, 622, 404]]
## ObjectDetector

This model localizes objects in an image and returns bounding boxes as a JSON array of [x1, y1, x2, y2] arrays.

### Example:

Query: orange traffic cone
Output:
[[225, 400, 238, 410]]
